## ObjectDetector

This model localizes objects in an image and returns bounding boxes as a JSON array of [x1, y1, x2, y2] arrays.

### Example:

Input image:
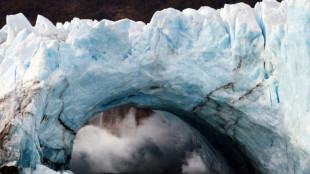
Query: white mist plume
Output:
[[70, 108, 207, 174], [182, 151, 209, 174]]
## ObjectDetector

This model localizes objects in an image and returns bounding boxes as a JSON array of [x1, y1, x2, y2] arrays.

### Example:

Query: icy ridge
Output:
[[0, 0, 309, 173]]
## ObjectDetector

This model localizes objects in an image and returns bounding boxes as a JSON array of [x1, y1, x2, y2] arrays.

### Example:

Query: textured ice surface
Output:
[[21, 164, 73, 174], [0, 0, 309, 173]]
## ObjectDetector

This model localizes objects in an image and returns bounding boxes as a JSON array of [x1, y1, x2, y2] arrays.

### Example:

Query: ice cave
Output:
[[0, 0, 310, 173]]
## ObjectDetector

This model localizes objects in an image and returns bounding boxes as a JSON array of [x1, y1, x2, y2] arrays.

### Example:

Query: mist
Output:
[[70, 108, 209, 174]]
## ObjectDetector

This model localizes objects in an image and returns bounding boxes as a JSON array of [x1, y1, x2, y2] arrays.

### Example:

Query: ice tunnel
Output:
[[70, 107, 252, 174], [0, 0, 310, 173]]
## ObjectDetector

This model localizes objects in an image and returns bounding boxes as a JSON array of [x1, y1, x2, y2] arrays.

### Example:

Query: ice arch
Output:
[[0, 0, 310, 173]]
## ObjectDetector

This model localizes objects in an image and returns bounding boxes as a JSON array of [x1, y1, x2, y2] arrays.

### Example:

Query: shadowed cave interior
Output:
[[69, 107, 255, 174]]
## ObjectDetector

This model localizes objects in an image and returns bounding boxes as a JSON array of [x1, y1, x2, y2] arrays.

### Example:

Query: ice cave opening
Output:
[[68, 107, 255, 174], [3, 0, 310, 173]]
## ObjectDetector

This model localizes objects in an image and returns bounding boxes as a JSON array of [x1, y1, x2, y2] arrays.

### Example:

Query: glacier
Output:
[[0, 0, 310, 173]]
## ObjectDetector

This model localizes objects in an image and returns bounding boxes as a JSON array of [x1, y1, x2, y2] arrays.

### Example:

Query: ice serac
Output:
[[0, 0, 309, 173]]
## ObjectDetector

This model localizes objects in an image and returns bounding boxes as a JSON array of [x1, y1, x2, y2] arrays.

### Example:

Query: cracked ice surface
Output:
[[0, 0, 309, 173]]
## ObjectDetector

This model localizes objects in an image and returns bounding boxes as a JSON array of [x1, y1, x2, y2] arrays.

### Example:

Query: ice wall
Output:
[[0, 0, 309, 173]]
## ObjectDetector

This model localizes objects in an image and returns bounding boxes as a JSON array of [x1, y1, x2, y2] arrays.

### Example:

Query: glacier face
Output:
[[0, 0, 309, 173]]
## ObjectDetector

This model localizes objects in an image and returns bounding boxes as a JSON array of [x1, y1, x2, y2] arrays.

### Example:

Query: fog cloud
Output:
[[70, 108, 208, 174], [182, 151, 209, 174]]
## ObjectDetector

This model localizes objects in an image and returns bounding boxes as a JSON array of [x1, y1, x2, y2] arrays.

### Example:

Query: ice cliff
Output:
[[0, 0, 309, 173]]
